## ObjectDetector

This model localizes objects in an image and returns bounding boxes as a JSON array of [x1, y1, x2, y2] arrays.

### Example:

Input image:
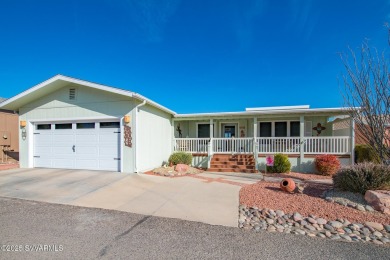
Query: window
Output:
[[275, 122, 287, 137], [37, 124, 51, 130], [76, 123, 95, 129], [197, 124, 210, 138], [100, 122, 120, 128], [259, 122, 272, 137], [55, 123, 72, 130], [290, 121, 300, 137]]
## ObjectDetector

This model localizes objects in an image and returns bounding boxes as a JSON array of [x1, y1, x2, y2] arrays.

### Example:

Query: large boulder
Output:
[[364, 190, 390, 215], [174, 164, 189, 173]]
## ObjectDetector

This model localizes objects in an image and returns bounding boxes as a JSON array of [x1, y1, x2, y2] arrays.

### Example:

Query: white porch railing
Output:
[[173, 136, 351, 155], [256, 137, 301, 154], [213, 138, 253, 154], [174, 138, 210, 153], [304, 136, 350, 154]]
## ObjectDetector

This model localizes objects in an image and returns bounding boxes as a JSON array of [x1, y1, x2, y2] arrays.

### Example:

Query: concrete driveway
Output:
[[0, 168, 241, 227]]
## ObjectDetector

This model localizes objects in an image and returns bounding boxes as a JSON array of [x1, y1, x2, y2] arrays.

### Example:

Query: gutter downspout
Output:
[[134, 99, 147, 173]]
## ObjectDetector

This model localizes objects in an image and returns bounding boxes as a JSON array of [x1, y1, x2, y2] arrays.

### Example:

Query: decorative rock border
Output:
[[323, 189, 377, 213], [239, 205, 390, 245]]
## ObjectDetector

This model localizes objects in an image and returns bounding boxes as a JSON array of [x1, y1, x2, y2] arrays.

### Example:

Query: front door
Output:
[[223, 125, 236, 138]]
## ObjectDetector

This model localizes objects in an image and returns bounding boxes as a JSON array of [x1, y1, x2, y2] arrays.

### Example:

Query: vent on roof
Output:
[[69, 88, 76, 100]]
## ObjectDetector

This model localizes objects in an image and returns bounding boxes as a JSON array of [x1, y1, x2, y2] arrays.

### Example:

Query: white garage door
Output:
[[33, 121, 120, 171]]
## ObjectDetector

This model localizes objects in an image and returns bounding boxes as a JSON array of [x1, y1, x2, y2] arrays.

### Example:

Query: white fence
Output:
[[304, 137, 350, 154], [173, 136, 351, 155], [213, 138, 254, 154], [174, 138, 210, 153], [256, 137, 301, 154]]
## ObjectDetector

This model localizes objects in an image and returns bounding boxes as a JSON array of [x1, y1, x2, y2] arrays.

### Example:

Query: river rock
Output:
[[174, 164, 189, 173], [364, 190, 390, 215], [385, 225, 390, 232], [275, 210, 284, 217], [293, 212, 303, 221], [324, 224, 334, 231], [373, 231, 383, 238], [355, 205, 366, 211], [365, 222, 384, 231], [316, 218, 327, 225], [329, 221, 343, 229]]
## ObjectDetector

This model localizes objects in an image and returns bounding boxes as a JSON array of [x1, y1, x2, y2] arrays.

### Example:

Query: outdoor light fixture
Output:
[[124, 115, 131, 124], [20, 120, 26, 127]]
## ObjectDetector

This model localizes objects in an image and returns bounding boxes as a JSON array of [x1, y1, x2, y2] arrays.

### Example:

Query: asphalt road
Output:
[[1, 197, 389, 260]]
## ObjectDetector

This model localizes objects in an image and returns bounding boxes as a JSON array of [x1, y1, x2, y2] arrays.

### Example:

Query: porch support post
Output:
[[350, 117, 355, 164], [299, 116, 305, 171], [172, 118, 176, 153], [208, 119, 214, 169], [253, 117, 258, 171]]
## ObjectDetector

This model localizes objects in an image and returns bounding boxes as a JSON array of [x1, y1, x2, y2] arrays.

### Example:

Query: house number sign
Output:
[[124, 125, 132, 147]]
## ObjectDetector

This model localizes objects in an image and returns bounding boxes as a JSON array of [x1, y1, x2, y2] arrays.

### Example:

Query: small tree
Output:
[[341, 29, 390, 163]]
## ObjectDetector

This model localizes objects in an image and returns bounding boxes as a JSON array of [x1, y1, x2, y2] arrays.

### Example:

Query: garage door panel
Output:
[[52, 159, 74, 168], [34, 121, 121, 172], [34, 146, 53, 155], [75, 159, 99, 170], [75, 133, 98, 143], [99, 160, 119, 171], [76, 146, 98, 155], [34, 157, 52, 168], [52, 146, 74, 156], [99, 132, 119, 143]]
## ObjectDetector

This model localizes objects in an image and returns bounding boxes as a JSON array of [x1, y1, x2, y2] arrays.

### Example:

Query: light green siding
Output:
[[18, 84, 137, 172], [136, 102, 173, 172]]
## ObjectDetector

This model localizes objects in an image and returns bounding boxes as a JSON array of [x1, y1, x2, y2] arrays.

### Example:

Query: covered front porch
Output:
[[172, 106, 354, 172]]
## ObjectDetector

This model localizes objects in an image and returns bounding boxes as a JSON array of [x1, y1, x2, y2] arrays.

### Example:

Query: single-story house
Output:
[[0, 75, 355, 173], [0, 97, 19, 162]]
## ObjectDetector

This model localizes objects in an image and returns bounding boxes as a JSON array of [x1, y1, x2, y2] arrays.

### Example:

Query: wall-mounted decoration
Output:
[[176, 124, 182, 138], [239, 126, 246, 137], [313, 123, 326, 136], [124, 125, 132, 147]]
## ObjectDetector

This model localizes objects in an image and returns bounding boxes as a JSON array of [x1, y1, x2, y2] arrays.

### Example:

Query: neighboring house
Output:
[[332, 116, 390, 146], [0, 75, 355, 173], [0, 97, 19, 162]]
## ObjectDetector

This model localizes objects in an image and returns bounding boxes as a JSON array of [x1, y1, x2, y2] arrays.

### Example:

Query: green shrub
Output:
[[168, 152, 193, 166], [355, 144, 380, 163], [266, 154, 291, 173], [333, 163, 390, 194], [315, 154, 341, 176]]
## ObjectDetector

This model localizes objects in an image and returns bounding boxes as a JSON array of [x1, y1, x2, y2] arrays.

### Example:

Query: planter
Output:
[[280, 178, 296, 193]]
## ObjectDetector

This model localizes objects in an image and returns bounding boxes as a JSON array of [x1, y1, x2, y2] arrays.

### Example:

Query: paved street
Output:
[[1, 197, 389, 260]]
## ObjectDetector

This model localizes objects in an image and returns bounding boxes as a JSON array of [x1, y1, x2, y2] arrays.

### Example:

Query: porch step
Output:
[[208, 154, 258, 173], [207, 168, 258, 173]]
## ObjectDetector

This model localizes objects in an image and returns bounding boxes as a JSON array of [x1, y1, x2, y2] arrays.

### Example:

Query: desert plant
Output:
[[266, 154, 291, 173], [315, 154, 341, 176], [333, 163, 390, 194], [168, 152, 193, 166], [354, 144, 380, 164]]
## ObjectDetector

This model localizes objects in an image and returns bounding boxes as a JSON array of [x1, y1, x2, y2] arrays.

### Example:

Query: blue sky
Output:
[[0, 0, 389, 113]]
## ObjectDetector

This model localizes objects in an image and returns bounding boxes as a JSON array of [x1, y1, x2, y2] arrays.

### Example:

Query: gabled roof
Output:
[[0, 75, 176, 115]]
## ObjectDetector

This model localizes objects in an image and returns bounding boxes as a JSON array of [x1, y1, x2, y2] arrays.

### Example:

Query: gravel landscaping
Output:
[[239, 178, 390, 245], [240, 181, 390, 224]]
